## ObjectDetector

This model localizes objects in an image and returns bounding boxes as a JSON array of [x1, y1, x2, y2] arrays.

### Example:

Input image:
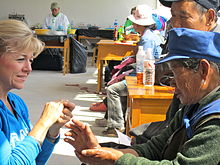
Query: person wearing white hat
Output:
[[127, 4, 162, 58], [98, 4, 163, 137], [43, 2, 70, 31]]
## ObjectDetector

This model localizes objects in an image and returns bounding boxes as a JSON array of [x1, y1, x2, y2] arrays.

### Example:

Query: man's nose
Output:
[[169, 78, 176, 87], [171, 18, 181, 28]]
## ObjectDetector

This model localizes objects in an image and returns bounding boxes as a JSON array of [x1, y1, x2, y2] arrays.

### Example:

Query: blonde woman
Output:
[[0, 19, 75, 164]]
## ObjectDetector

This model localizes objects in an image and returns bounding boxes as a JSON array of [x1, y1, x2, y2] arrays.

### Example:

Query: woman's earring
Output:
[[202, 79, 205, 84]]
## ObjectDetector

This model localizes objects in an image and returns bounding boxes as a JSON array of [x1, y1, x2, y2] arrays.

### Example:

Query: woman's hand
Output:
[[39, 101, 64, 128], [64, 119, 100, 153], [29, 100, 75, 144], [48, 100, 75, 137]]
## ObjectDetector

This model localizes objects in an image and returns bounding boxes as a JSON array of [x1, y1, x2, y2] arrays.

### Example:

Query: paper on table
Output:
[[115, 129, 131, 146]]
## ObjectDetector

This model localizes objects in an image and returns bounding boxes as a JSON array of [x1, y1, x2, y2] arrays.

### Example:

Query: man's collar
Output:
[[199, 85, 220, 104], [211, 23, 220, 32], [52, 12, 60, 17]]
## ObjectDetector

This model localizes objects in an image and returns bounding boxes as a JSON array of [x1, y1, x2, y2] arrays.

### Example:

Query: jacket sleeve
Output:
[[0, 133, 41, 165], [0, 119, 58, 165], [0, 93, 58, 165], [35, 136, 60, 165], [116, 116, 220, 165]]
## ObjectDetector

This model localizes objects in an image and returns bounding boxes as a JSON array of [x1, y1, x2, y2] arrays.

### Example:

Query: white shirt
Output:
[[43, 12, 70, 31]]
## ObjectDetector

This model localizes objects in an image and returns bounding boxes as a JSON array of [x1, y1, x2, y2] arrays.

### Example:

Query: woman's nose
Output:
[[23, 60, 32, 72]]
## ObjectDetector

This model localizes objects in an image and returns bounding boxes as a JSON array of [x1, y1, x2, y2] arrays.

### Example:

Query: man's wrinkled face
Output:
[[169, 62, 202, 105], [170, 1, 208, 30]]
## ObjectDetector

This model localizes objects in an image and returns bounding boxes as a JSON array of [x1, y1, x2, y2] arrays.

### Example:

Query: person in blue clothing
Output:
[[0, 19, 75, 164], [128, 4, 162, 58]]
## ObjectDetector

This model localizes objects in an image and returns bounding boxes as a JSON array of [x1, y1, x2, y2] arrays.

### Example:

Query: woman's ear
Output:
[[199, 59, 210, 81]]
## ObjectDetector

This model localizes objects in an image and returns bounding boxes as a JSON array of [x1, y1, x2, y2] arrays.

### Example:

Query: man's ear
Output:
[[199, 59, 210, 81], [205, 9, 216, 25]]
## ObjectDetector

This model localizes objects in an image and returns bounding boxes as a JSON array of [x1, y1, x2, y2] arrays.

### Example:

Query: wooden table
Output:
[[96, 40, 137, 92], [125, 76, 174, 134], [37, 35, 70, 75]]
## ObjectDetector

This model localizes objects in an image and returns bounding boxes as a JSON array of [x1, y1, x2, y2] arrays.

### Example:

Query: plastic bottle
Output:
[[113, 19, 118, 28], [143, 48, 155, 86], [136, 46, 145, 84], [113, 27, 118, 41], [113, 19, 119, 41]]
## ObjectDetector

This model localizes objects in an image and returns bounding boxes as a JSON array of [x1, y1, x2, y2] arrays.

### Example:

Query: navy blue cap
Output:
[[156, 28, 220, 64], [159, 0, 220, 11]]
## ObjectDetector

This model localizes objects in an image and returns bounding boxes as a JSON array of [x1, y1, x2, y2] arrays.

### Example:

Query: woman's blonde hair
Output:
[[0, 19, 44, 57]]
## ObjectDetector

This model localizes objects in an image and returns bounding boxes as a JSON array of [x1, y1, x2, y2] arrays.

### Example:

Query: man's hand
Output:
[[64, 119, 100, 152], [75, 147, 124, 165]]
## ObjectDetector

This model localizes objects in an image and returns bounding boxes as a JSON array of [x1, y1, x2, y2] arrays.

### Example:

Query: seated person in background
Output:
[[124, 7, 137, 35], [92, 4, 163, 137], [90, 4, 168, 112], [43, 2, 70, 31], [0, 19, 75, 164], [65, 28, 220, 165]]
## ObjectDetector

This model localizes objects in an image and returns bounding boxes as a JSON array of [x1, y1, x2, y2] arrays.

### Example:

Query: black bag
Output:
[[32, 48, 63, 71], [69, 36, 87, 73]]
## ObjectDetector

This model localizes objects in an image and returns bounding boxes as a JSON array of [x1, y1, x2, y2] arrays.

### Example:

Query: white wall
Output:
[[0, 0, 160, 28]]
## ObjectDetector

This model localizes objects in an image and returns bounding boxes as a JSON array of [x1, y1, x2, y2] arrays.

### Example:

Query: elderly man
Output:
[[65, 28, 220, 165], [162, 0, 220, 31], [43, 2, 69, 31], [130, 0, 220, 144]]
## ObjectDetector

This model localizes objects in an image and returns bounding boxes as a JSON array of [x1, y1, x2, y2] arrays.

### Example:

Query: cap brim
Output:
[[159, 0, 181, 8], [155, 53, 190, 64], [128, 15, 155, 26]]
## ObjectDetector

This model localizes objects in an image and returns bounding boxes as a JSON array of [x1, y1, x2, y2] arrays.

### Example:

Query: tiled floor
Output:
[[13, 59, 119, 165]]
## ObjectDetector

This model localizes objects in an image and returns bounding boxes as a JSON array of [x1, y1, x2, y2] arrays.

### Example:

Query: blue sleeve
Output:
[[139, 38, 153, 51], [0, 133, 56, 165], [140, 39, 162, 59], [0, 133, 41, 165], [0, 93, 57, 165], [15, 94, 57, 165], [36, 136, 60, 165]]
